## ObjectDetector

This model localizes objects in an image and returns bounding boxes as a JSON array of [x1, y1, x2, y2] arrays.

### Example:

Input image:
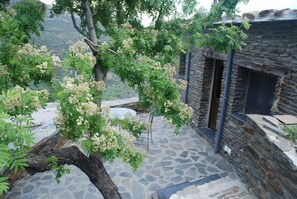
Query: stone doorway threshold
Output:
[[156, 174, 221, 198], [158, 174, 255, 199], [197, 128, 215, 143]]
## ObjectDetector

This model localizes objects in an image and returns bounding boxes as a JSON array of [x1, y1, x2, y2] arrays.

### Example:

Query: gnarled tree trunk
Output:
[[27, 134, 121, 199]]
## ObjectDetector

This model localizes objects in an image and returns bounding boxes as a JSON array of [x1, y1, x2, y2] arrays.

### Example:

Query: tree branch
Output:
[[83, 37, 119, 56], [70, 13, 87, 38], [84, 37, 99, 53], [155, 0, 166, 30], [81, 0, 97, 44], [27, 145, 121, 199]]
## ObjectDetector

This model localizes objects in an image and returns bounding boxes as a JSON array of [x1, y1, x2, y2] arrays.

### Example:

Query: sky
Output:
[[40, 0, 297, 14]]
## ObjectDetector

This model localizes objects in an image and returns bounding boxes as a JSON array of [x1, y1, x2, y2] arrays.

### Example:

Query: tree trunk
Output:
[[27, 144, 121, 199], [81, 0, 97, 45], [81, 0, 105, 82]]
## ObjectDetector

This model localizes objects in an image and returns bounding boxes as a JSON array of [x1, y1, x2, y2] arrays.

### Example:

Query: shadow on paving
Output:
[[5, 116, 238, 199]]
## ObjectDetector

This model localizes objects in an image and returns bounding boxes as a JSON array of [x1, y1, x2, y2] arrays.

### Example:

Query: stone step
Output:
[[170, 176, 255, 199], [156, 174, 221, 199]]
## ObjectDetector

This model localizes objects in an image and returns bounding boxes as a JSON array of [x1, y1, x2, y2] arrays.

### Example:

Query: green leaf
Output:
[[0, 144, 11, 167], [0, 113, 9, 119], [0, 176, 9, 196]]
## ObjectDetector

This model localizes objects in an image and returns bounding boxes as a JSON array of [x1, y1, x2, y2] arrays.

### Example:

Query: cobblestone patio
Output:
[[5, 114, 240, 199]]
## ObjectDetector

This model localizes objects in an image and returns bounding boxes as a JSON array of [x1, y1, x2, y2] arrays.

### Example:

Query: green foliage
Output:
[[0, 177, 9, 196], [0, 0, 46, 44], [55, 75, 143, 169], [0, 1, 52, 196], [111, 116, 148, 139], [209, 0, 249, 21], [0, 114, 36, 195], [283, 125, 297, 144], [0, 1, 54, 90], [63, 41, 95, 79], [45, 156, 70, 183], [186, 4, 251, 53], [0, 86, 48, 117], [100, 25, 193, 131], [1, 44, 56, 89], [194, 21, 250, 53], [181, 0, 198, 16], [0, 144, 11, 168]]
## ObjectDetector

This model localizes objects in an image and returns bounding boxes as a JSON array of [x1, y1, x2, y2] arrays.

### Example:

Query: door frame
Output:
[[207, 59, 224, 131]]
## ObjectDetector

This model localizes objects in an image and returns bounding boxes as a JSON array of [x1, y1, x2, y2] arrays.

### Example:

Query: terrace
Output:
[[4, 100, 254, 199]]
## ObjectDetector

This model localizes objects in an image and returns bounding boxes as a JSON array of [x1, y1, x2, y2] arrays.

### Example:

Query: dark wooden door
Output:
[[208, 60, 224, 131]]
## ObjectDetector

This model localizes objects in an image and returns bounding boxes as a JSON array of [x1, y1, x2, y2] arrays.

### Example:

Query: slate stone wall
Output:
[[187, 20, 297, 198], [222, 115, 297, 199], [188, 48, 214, 128]]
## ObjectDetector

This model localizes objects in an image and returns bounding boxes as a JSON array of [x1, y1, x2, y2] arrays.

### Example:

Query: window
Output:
[[245, 71, 277, 115]]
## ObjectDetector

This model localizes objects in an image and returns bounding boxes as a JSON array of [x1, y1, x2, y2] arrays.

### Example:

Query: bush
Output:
[[283, 125, 297, 144]]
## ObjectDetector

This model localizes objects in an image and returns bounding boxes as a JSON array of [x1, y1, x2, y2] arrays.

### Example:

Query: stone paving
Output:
[[5, 114, 242, 199]]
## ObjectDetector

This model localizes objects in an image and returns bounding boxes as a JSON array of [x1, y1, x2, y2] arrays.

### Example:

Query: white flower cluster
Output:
[[7, 8, 16, 16], [176, 79, 188, 91], [76, 116, 84, 126], [101, 106, 110, 123], [0, 65, 9, 78], [121, 22, 136, 34], [122, 132, 136, 145], [18, 44, 50, 57], [77, 102, 98, 116], [92, 81, 105, 92], [69, 41, 96, 66], [92, 127, 119, 152], [164, 100, 173, 113], [40, 46, 48, 52], [179, 103, 193, 120], [123, 38, 133, 48], [51, 55, 61, 67], [62, 77, 90, 93], [150, 29, 158, 37], [61, 77, 98, 113], [2, 86, 48, 115], [136, 56, 149, 63], [164, 64, 176, 77], [36, 62, 48, 74], [121, 22, 132, 29], [17, 44, 61, 70], [57, 77, 100, 132], [3, 86, 25, 111], [92, 126, 138, 154], [55, 110, 68, 131], [148, 61, 162, 71]]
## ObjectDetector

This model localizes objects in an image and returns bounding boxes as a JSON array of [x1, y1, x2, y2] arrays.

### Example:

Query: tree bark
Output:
[[154, 0, 166, 30], [81, 0, 97, 45], [81, 0, 106, 81], [27, 144, 121, 199]]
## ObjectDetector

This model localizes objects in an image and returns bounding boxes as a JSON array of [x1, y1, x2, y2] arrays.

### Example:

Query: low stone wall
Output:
[[101, 97, 147, 113], [221, 114, 297, 199]]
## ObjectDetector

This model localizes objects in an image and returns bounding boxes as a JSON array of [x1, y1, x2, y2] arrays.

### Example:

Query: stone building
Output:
[[183, 9, 297, 199]]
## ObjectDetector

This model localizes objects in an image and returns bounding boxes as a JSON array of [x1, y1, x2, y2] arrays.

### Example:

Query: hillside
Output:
[[31, 7, 83, 59], [30, 6, 137, 101]]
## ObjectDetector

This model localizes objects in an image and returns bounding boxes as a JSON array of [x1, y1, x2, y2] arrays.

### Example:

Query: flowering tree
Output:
[[0, 0, 249, 198], [0, 0, 53, 195]]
